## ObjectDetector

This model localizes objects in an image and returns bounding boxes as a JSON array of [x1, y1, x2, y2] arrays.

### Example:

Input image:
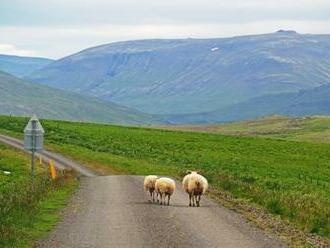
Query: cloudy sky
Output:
[[1, 0, 330, 58]]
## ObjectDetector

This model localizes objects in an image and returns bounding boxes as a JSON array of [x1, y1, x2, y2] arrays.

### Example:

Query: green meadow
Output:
[[0, 115, 329, 240]]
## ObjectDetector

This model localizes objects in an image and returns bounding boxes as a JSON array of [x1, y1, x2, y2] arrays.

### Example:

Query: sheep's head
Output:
[[186, 170, 199, 175]]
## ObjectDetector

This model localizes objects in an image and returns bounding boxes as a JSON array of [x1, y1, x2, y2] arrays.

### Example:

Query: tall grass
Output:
[[0, 142, 76, 247]]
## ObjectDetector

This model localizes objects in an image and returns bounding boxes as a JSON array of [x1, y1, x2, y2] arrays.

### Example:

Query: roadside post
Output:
[[49, 160, 57, 180], [24, 115, 45, 176]]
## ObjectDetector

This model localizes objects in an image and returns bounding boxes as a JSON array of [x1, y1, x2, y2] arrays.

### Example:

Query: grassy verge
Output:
[[0, 142, 77, 248], [0, 115, 329, 247]]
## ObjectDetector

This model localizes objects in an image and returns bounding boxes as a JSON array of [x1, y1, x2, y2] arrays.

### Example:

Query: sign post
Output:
[[24, 115, 44, 176]]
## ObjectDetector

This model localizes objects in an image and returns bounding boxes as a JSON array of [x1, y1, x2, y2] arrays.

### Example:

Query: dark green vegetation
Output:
[[28, 31, 330, 117], [0, 70, 159, 125], [0, 142, 77, 247], [163, 115, 330, 143], [0, 115, 329, 240], [0, 54, 53, 78]]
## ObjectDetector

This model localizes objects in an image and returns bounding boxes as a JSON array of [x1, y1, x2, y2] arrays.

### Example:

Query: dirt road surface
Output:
[[37, 176, 286, 248]]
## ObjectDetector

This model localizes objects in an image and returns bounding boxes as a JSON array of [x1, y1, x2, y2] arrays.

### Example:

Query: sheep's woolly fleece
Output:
[[183, 172, 208, 194], [155, 177, 176, 195], [143, 175, 158, 192]]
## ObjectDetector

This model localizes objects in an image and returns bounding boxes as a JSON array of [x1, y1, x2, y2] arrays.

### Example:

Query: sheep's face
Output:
[[186, 170, 200, 175]]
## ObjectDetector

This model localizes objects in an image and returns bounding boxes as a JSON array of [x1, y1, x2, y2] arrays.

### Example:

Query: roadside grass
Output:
[[0, 142, 77, 248], [0, 115, 329, 243]]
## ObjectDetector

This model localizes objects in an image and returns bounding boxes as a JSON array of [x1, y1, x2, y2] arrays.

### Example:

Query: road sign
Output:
[[24, 115, 44, 176], [24, 115, 44, 152]]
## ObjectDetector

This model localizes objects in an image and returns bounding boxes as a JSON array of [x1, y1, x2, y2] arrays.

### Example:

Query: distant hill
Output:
[[0, 54, 53, 77], [0, 71, 160, 124], [159, 115, 330, 144], [165, 84, 330, 124], [27, 31, 330, 115]]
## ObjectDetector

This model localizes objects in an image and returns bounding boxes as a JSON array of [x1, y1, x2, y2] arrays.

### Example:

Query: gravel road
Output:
[[37, 175, 287, 248]]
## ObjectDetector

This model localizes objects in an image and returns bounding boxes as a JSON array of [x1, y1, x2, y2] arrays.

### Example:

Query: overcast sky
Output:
[[1, 0, 330, 58]]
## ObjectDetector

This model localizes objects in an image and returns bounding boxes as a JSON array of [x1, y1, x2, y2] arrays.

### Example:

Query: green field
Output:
[[161, 115, 330, 143], [0, 141, 77, 247], [0, 115, 329, 242]]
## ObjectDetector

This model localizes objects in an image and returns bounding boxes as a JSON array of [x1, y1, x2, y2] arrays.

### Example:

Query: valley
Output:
[[0, 29, 329, 248]]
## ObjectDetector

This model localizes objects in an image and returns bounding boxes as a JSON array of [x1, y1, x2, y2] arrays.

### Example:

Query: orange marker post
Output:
[[49, 160, 57, 180]]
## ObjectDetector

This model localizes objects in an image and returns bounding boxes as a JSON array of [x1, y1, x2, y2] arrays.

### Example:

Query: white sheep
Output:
[[143, 175, 159, 202], [182, 171, 208, 207], [155, 177, 176, 206]]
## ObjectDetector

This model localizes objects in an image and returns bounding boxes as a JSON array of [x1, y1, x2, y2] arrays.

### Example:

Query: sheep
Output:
[[143, 175, 159, 202], [182, 171, 208, 207], [155, 177, 176, 206]]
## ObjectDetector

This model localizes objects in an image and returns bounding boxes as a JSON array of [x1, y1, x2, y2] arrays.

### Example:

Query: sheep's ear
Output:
[[186, 170, 192, 174], [196, 170, 201, 174]]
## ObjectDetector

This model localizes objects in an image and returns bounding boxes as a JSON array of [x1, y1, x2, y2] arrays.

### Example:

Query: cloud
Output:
[[1, 0, 330, 26], [0, 43, 38, 57], [1, 0, 330, 58], [1, 19, 330, 59]]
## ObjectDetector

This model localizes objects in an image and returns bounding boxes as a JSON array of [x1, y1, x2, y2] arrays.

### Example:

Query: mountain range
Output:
[[0, 30, 329, 124], [0, 70, 159, 125], [26, 30, 330, 116]]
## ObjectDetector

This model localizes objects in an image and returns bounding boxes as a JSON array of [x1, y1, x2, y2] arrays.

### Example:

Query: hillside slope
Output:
[[0, 54, 53, 77], [28, 31, 330, 114], [165, 84, 330, 124], [160, 115, 330, 144], [0, 71, 159, 124]]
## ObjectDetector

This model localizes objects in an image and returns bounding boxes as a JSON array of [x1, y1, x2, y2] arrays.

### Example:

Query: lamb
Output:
[[155, 177, 176, 206], [182, 171, 208, 207], [143, 175, 159, 202]]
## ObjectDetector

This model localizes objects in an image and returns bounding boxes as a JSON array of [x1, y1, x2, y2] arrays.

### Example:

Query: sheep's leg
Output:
[[149, 191, 152, 202], [189, 194, 192, 206], [192, 193, 196, 207], [160, 193, 163, 205], [196, 194, 201, 207], [167, 194, 171, 206]]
